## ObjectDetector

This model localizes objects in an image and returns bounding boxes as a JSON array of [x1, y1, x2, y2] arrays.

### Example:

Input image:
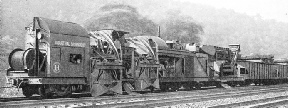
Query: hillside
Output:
[[1, 0, 288, 61]]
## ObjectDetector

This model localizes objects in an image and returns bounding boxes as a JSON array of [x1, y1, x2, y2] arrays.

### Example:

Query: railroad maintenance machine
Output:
[[6, 17, 288, 98]]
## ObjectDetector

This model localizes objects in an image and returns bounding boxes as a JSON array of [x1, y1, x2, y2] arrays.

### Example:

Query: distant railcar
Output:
[[237, 61, 288, 85]]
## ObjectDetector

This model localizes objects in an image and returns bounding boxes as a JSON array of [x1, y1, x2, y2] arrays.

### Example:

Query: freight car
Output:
[[220, 56, 288, 86]]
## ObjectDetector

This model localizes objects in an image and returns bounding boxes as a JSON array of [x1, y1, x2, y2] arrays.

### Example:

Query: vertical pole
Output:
[[155, 41, 159, 80], [158, 26, 161, 37], [35, 29, 40, 76], [174, 58, 176, 77], [132, 50, 135, 79]]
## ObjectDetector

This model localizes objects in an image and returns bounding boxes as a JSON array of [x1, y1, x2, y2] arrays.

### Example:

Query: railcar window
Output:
[[240, 68, 246, 74], [70, 54, 82, 64]]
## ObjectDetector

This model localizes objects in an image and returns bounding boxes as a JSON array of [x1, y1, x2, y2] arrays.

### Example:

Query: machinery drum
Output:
[[9, 48, 35, 71]]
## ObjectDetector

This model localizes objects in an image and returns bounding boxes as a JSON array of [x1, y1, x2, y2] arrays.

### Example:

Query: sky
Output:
[[180, 0, 288, 23]]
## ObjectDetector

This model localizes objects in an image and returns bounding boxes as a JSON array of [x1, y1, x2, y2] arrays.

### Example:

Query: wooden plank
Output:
[[256, 63, 258, 79], [279, 65, 282, 78], [258, 63, 261, 79], [264, 64, 266, 79], [253, 62, 256, 79], [284, 65, 288, 78], [268, 65, 271, 79], [248, 62, 251, 78], [262, 64, 265, 79], [260, 63, 262, 79], [251, 62, 254, 79]]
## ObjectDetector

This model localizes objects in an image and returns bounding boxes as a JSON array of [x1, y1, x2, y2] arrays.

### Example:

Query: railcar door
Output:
[[50, 47, 85, 77]]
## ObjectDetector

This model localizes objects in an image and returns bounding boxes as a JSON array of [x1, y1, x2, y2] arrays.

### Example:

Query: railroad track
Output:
[[1, 84, 288, 108], [97, 87, 288, 108], [210, 94, 288, 108], [0, 89, 221, 107], [0, 89, 223, 107], [248, 98, 288, 108]]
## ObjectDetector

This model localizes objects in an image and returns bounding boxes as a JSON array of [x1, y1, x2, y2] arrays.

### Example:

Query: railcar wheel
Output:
[[215, 82, 223, 88], [195, 83, 202, 89], [244, 81, 251, 86], [148, 86, 155, 92], [238, 82, 246, 86], [185, 83, 193, 90], [229, 84, 236, 87], [22, 86, 33, 98], [38, 86, 53, 98], [227, 82, 237, 87], [160, 83, 169, 91], [60, 85, 72, 98]]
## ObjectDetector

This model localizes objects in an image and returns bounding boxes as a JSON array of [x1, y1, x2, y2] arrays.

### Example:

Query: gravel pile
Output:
[[160, 91, 288, 108]]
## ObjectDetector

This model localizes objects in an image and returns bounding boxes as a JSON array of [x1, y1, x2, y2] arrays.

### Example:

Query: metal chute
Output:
[[89, 30, 126, 96], [90, 30, 121, 60], [122, 36, 161, 92]]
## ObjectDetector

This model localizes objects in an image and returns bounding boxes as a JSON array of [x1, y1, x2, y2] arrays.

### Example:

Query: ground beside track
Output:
[[157, 84, 288, 108], [2, 84, 288, 107]]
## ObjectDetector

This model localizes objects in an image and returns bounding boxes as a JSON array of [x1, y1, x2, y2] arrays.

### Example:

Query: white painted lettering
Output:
[[55, 41, 86, 47]]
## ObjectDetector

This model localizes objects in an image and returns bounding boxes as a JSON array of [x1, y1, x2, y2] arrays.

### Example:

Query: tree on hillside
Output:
[[160, 10, 203, 43], [0, 0, 13, 69], [84, 4, 158, 36]]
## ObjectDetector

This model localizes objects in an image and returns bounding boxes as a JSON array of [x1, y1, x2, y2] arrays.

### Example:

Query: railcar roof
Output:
[[33, 17, 89, 37], [132, 36, 169, 50]]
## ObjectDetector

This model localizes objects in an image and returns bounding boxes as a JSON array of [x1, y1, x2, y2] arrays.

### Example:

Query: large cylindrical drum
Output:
[[9, 48, 35, 71]]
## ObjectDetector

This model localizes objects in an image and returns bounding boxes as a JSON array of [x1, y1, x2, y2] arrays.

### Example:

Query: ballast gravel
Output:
[[158, 91, 288, 108]]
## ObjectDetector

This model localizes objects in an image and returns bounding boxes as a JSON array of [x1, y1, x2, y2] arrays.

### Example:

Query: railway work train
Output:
[[5, 17, 288, 98]]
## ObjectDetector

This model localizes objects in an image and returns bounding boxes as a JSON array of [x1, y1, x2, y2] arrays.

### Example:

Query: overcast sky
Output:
[[180, 0, 288, 23]]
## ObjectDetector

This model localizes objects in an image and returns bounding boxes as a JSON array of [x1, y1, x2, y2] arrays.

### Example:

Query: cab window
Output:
[[70, 54, 82, 64]]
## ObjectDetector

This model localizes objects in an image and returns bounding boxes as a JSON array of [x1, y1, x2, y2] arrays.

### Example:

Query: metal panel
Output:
[[261, 63, 264, 79], [248, 62, 251, 78], [281, 65, 285, 78], [269, 65, 272, 79], [258, 63, 261, 79], [184, 56, 194, 77], [251, 62, 254, 79], [279, 65, 282, 78], [193, 56, 209, 81], [258, 63, 263, 79], [50, 47, 61, 76], [263, 64, 266, 79], [63, 47, 85, 77], [265, 64, 268, 79], [255, 63, 258, 79], [175, 58, 184, 77], [50, 47, 85, 77], [284, 65, 288, 78]]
